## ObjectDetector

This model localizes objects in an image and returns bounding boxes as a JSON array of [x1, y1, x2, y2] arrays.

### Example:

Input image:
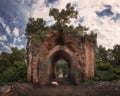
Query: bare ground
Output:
[[0, 79, 120, 96]]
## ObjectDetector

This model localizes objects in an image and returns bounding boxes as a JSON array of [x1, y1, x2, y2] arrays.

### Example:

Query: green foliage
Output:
[[112, 45, 120, 65], [95, 45, 108, 63], [94, 63, 120, 81], [109, 67, 120, 75], [10, 47, 25, 63], [56, 59, 67, 74], [95, 45, 120, 66], [26, 18, 46, 37], [0, 52, 11, 67], [94, 70, 119, 81], [49, 3, 78, 28], [25, 3, 88, 42], [0, 65, 27, 84], [49, 3, 88, 34], [25, 18, 48, 48], [97, 63, 112, 71], [94, 45, 120, 82], [0, 48, 27, 85]]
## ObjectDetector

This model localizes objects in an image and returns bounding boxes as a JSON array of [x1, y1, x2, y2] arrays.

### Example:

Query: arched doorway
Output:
[[48, 46, 74, 84], [50, 50, 72, 79]]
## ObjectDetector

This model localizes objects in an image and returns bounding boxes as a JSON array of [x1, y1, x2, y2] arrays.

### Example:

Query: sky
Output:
[[0, 0, 120, 53]]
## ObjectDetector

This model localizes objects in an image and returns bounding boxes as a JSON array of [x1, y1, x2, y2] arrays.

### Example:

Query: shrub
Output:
[[97, 63, 112, 71], [0, 63, 27, 84], [94, 70, 117, 81], [109, 67, 120, 75], [94, 63, 120, 81]]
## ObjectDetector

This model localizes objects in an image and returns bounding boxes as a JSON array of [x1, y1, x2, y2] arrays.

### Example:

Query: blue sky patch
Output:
[[96, 7, 113, 17], [0, 0, 27, 52], [112, 13, 120, 22], [79, 17, 84, 23], [104, 4, 112, 9], [0, 0, 120, 52], [45, 0, 58, 6]]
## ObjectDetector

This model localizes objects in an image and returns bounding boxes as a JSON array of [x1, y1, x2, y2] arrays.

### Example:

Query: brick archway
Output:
[[47, 45, 74, 81], [27, 32, 96, 85]]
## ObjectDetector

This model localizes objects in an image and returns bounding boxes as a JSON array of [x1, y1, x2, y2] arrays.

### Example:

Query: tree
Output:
[[56, 59, 67, 75], [10, 47, 26, 65], [25, 18, 47, 39], [107, 49, 114, 64], [0, 52, 11, 67], [94, 44, 120, 81], [95, 45, 108, 63], [112, 45, 120, 66], [49, 3, 78, 31], [25, 3, 88, 40], [0, 48, 27, 84]]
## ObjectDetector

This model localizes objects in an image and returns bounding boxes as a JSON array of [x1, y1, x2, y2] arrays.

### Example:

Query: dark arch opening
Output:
[[50, 50, 72, 82]]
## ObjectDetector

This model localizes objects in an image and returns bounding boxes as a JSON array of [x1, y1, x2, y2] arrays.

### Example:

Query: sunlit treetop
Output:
[[25, 3, 89, 39], [49, 3, 78, 28]]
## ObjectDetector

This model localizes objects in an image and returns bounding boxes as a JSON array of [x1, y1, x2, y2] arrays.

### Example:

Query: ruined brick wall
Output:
[[84, 35, 96, 78], [27, 31, 97, 85]]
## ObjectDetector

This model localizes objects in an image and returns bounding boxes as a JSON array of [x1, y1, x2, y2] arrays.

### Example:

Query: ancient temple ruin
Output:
[[26, 31, 97, 85]]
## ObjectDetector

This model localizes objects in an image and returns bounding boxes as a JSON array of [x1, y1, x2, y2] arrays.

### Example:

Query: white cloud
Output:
[[13, 27, 20, 37], [4, 45, 11, 52], [29, 0, 119, 49], [0, 18, 6, 27], [0, 18, 11, 35], [31, 3, 50, 20], [10, 43, 25, 50], [0, 0, 119, 52], [6, 26, 11, 35], [10, 43, 16, 48], [12, 0, 118, 49], [13, 37, 22, 44], [0, 42, 11, 53], [17, 44, 25, 49], [0, 35, 7, 41]]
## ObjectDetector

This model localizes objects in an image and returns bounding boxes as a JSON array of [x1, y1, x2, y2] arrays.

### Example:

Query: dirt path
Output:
[[0, 81, 120, 96]]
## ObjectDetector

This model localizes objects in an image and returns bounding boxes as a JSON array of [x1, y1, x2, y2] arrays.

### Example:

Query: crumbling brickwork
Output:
[[26, 31, 97, 85]]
